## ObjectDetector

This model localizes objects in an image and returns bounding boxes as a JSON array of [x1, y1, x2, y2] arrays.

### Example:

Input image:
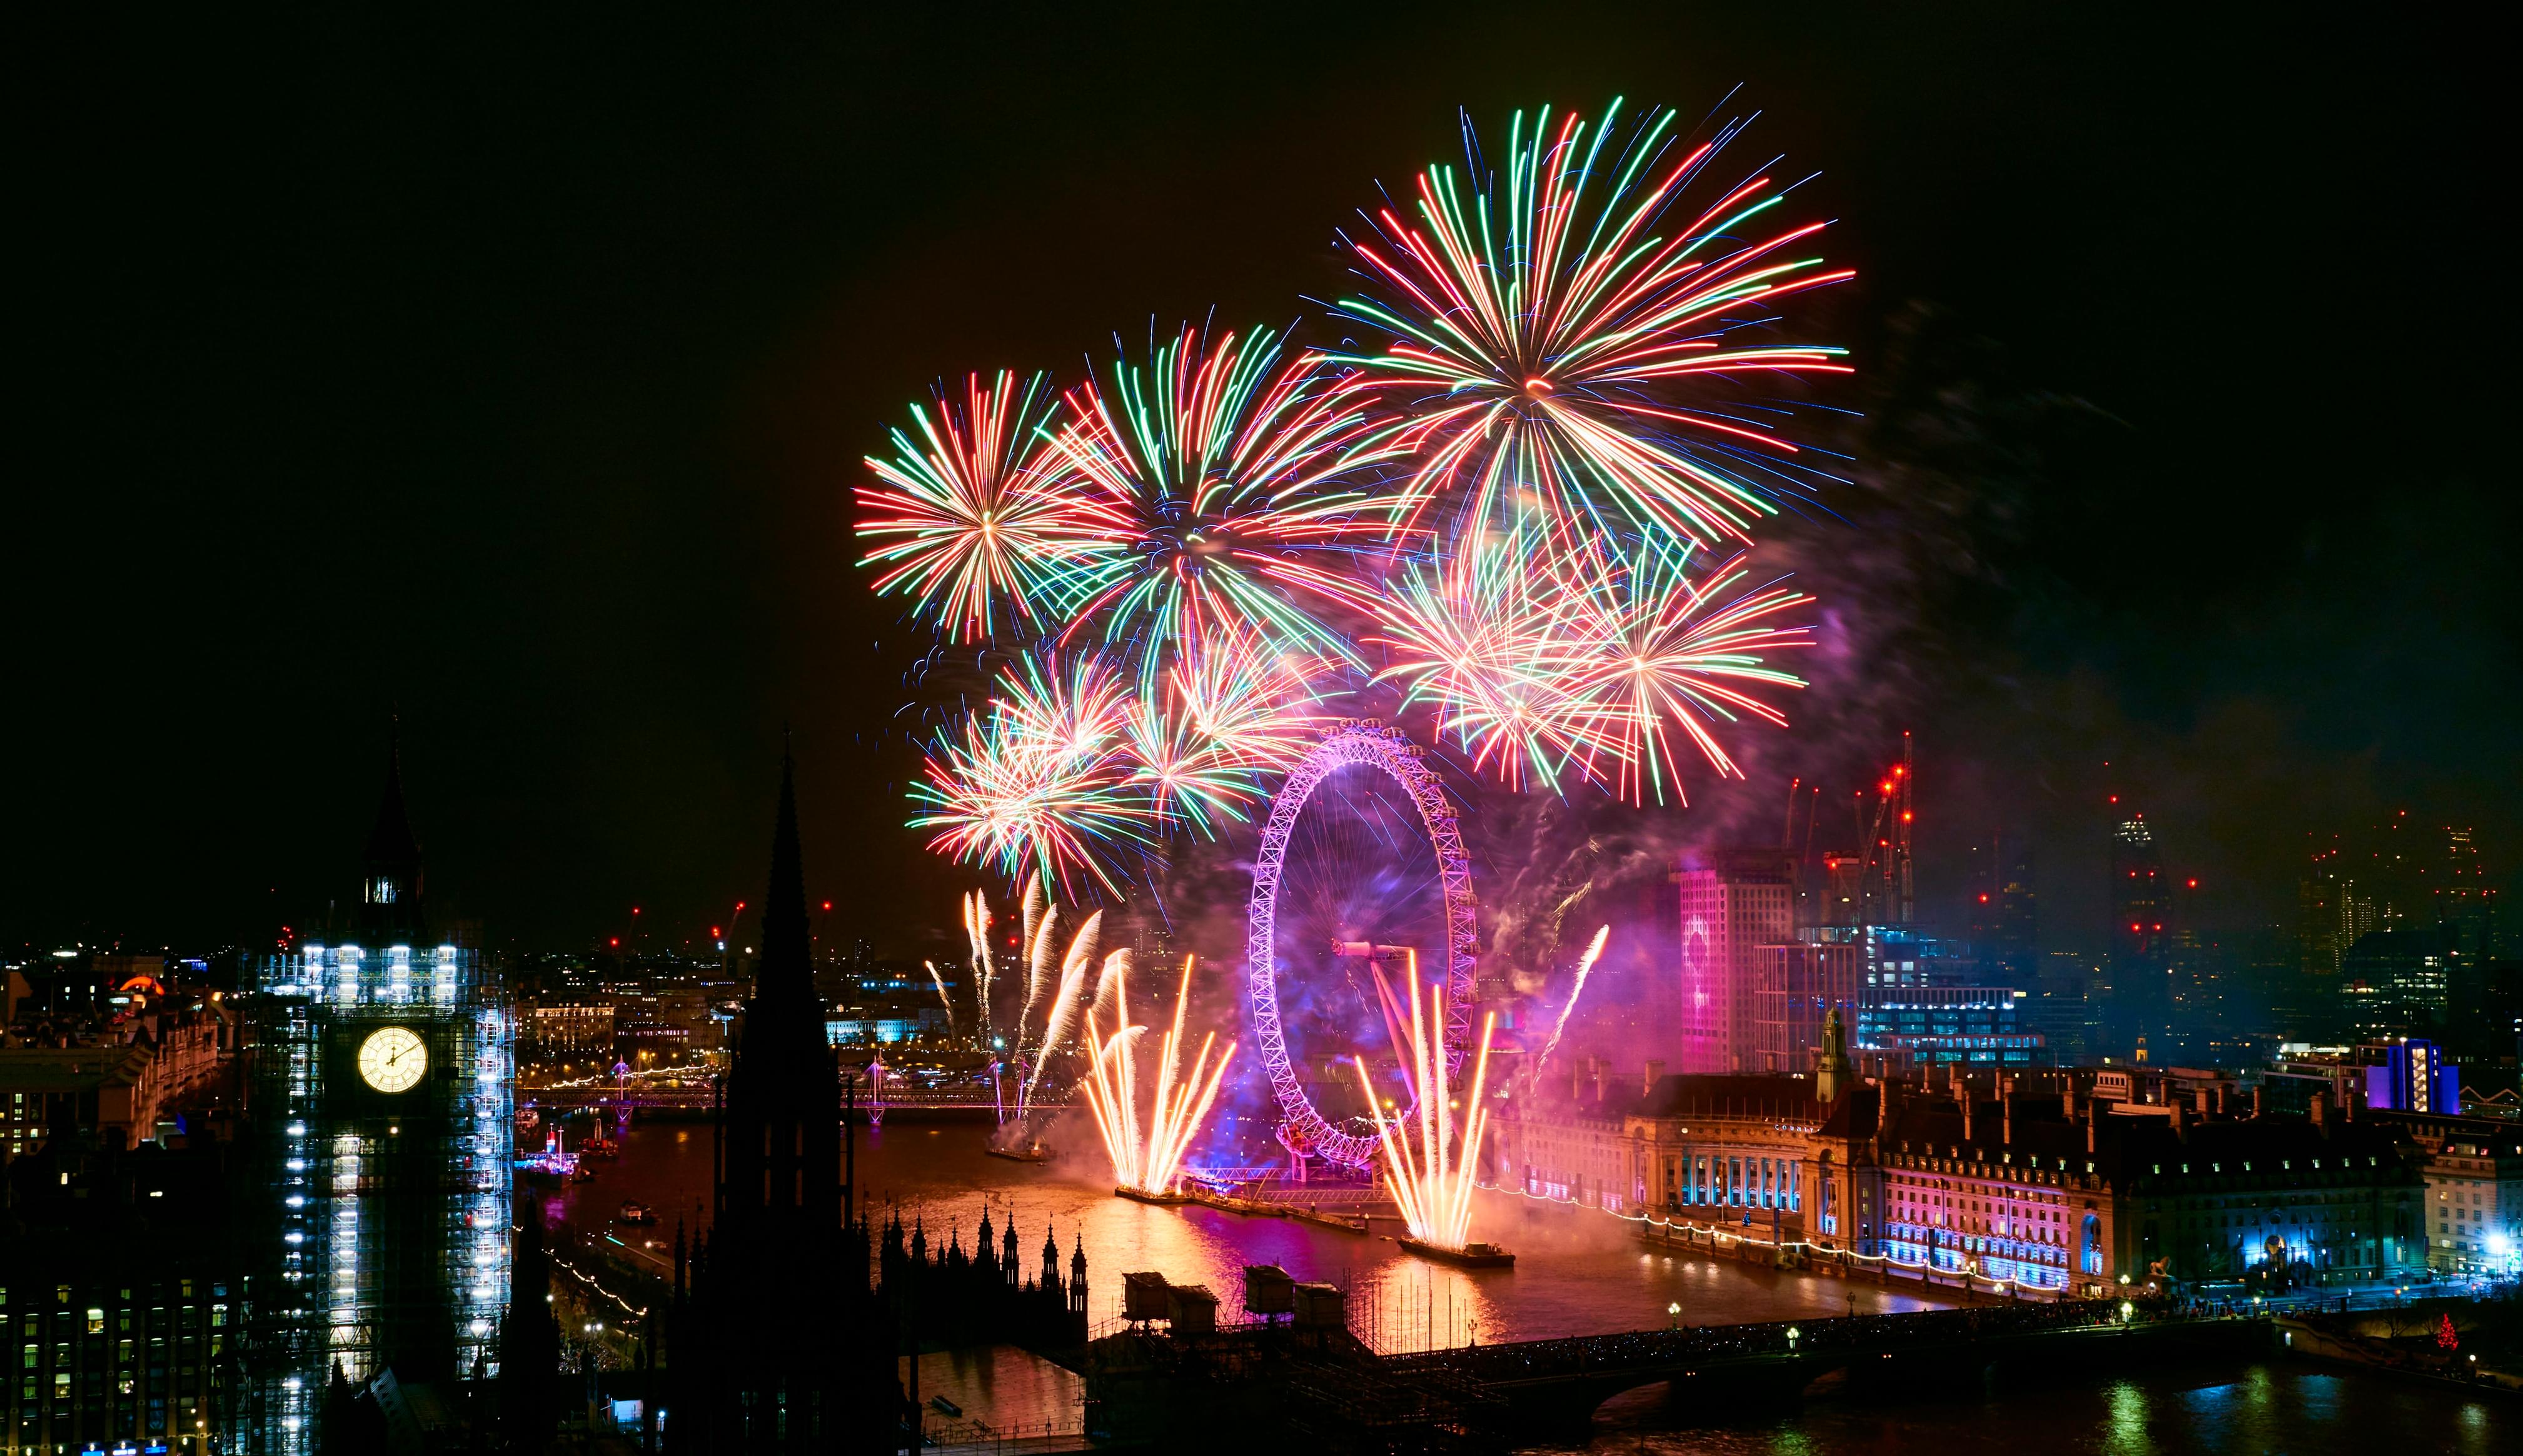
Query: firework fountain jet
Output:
[[1352, 975, 1498, 1254], [1080, 954, 1238, 1195], [923, 960, 956, 1038], [960, 889, 996, 1045], [1018, 873, 1057, 1043], [1015, 910, 1102, 1125], [1531, 924, 1612, 1083]]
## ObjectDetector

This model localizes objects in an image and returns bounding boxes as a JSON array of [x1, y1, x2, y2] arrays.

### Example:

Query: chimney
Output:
[[2251, 1085, 2264, 1119], [2063, 1080, 2080, 1122], [2085, 1103, 2097, 1155], [2170, 1099, 2187, 1142], [2213, 1083, 2229, 1116], [2195, 1088, 2211, 1117], [1591, 1057, 1605, 1104], [1643, 1060, 1665, 1097], [2002, 1078, 2015, 1145], [1958, 1078, 1973, 1143], [2309, 1092, 2328, 1137]]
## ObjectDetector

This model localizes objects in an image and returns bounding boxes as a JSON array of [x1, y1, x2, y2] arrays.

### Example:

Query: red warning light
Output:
[[1979, 894, 1990, 903], [2187, 879, 2198, 888], [823, 901, 833, 911], [609, 938, 620, 948]]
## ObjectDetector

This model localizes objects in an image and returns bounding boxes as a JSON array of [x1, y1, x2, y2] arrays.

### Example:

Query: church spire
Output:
[[755, 745, 812, 1008], [359, 722, 425, 933]]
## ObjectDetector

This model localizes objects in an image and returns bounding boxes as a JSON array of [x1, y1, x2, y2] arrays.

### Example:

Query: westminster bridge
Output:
[[1379, 1302, 2270, 1440]]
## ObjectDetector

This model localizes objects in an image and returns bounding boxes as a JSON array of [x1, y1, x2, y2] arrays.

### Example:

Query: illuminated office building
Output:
[[245, 745, 511, 1452]]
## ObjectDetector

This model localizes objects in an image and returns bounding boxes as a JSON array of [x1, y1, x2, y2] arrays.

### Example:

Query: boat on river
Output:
[[618, 1200, 657, 1226], [1397, 1237, 1515, 1269], [984, 1141, 1050, 1163]]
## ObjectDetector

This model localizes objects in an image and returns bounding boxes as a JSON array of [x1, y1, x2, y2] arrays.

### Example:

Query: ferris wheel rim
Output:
[[1244, 719, 1478, 1168]]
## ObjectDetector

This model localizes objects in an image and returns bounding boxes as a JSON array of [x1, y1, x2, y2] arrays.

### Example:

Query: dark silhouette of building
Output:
[[0, 1132, 248, 1451], [670, 753, 898, 1450], [500, 1203, 560, 1448], [875, 1206, 1087, 1355]]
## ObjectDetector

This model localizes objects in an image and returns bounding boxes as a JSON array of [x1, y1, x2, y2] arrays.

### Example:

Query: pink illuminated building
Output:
[[1674, 850, 1795, 1073]]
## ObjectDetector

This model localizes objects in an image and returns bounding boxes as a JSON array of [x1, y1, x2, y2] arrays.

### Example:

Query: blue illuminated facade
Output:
[[2363, 1038, 2461, 1113]]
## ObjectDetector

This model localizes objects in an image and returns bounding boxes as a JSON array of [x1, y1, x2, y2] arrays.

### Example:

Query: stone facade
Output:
[[1488, 1066, 2431, 1296]]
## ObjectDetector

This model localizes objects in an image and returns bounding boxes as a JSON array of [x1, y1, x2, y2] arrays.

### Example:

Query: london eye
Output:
[[1243, 721, 1477, 1167]]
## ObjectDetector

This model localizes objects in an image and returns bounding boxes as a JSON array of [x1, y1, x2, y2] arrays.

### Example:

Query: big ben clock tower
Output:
[[246, 739, 513, 1452]]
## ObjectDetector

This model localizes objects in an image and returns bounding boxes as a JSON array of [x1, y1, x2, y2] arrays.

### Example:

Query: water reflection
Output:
[[2102, 1381, 2150, 1456], [1576, 1363, 2509, 1455], [543, 1116, 1947, 1345]]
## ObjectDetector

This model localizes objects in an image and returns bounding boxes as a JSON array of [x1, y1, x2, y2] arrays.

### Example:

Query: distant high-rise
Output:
[[2107, 813, 2169, 1056], [2437, 825, 2500, 960], [2339, 922, 2457, 1041], [2294, 844, 2345, 1034], [1967, 835, 2037, 987], [1675, 850, 1795, 1074], [1751, 941, 1862, 1075]]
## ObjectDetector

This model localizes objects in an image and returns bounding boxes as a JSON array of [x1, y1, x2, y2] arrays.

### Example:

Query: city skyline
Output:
[[6, 12, 2517, 1452]]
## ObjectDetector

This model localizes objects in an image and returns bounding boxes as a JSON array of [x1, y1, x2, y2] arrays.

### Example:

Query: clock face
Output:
[[358, 1026, 428, 1093]]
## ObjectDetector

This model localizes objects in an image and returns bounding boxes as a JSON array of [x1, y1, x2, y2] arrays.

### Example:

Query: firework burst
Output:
[[910, 655, 1152, 895], [1369, 524, 1607, 792], [856, 371, 1112, 641], [1039, 323, 1410, 686], [1326, 100, 1852, 549], [1554, 541, 1813, 804]]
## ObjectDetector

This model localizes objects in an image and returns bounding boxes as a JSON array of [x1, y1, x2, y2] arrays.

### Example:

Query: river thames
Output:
[[534, 1113, 1951, 1348], [533, 1113, 2511, 1452]]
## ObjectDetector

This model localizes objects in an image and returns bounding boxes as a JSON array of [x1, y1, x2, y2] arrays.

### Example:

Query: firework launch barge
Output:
[[1396, 1237, 1516, 1269], [1116, 1182, 1384, 1233]]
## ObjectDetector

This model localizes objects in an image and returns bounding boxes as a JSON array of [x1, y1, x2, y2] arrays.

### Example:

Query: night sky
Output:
[[11, 6, 2509, 959]]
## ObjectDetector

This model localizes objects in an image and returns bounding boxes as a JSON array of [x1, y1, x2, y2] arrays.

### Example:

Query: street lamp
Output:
[[1786, 1326, 1801, 1352], [2118, 1300, 2135, 1327], [1667, 1302, 1681, 1330]]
